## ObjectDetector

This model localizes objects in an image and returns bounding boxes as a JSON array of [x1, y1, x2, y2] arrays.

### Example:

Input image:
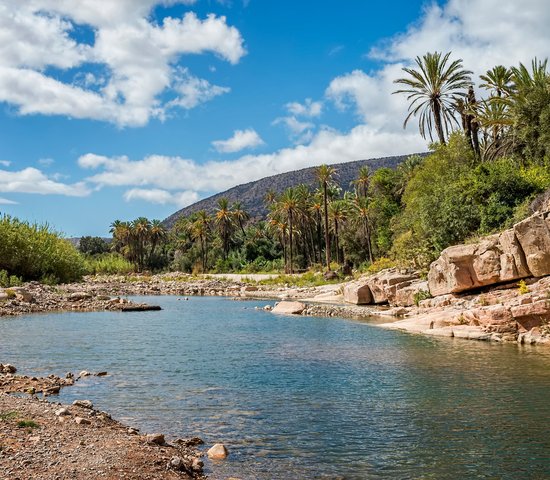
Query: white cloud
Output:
[[0, 167, 90, 196], [0, 197, 17, 205], [123, 188, 199, 207], [167, 69, 230, 110], [79, 125, 424, 200], [212, 129, 265, 153], [0, 160, 10, 167], [285, 98, 323, 117], [0, 3, 245, 126], [38, 158, 55, 167]]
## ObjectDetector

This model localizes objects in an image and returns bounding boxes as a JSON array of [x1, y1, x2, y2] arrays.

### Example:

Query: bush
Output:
[[0, 269, 22, 288], [0, 215, 86, 283], [85, 253, 134, 275]]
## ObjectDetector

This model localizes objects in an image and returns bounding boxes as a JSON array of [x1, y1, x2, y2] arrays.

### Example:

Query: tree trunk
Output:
[[432, 100, 446, 145], [289, 211, 294, 275], [323, 183, 331, 270]]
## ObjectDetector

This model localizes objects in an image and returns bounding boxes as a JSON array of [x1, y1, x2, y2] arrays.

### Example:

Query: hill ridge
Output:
[[163, 153, 425, 228]]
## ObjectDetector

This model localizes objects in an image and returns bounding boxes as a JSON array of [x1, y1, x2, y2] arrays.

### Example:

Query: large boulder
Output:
[[366, 270, 417, 304], [427, 213, 550, 296], [391, 280, 430, 307], [343, 282, 372, 305], [513, 212, 550, 277], [272, 301, 305, 315]]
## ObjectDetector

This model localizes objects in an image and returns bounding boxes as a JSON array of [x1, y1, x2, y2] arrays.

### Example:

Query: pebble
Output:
[[207, 443, 229, 459], [75, 417, 91, 425], [54, 408, 70, 416], [73, 399, 93, 409]]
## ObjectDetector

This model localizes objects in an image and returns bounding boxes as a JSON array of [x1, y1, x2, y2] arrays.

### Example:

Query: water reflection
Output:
[[2, 296, 550, 479]]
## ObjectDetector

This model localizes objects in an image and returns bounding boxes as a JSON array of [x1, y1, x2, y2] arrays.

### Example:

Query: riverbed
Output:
[[2, 295, 550, 479]]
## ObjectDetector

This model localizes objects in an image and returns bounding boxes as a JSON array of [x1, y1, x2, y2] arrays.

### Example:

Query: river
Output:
[[2, 295, 550, 479]]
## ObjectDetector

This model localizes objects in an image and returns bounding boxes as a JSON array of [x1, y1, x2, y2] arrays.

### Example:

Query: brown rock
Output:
[[365, 269, 417, 304], [514, 212, 550, 277], [75, 417, 91, 425], [146, 433, 165, 445], [343, 282, 372, 305], [511, 300, 550, 331], [272, 301, 305, 315], [392, 280, 429, 307], [207, 443, 229, 459]]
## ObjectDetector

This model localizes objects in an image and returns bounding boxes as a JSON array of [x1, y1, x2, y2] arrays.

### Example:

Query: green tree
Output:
[[394, 51, 473, 144], [315, 164, 337, 270]]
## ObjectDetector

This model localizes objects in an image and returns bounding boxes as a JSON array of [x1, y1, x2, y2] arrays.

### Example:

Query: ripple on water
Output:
[[2, 295, 550, 479]]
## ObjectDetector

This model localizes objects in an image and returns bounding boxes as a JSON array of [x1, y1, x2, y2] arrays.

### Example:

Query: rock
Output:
[[343, 282, 372, 305], [428, 211, 550, 297], [95, 371, 108, 376], [75, 417, 91, 425], [191, 457, 204, 471], [510, 300, 550, 331], [55, 408, 70, 416], [514, 212, 550, 277], [169, 456, 185, 470], [175, 436, 204, 446], [78, 370, 91, 378], [146, 433, 165, 445], [392, 280, 429, 307], [366, 270, 417, 304], [0, 291, 8, 301], [240, 285, 258, 292], [272, 301, 306, 315], [73, 399, 93, 409], [69, 292, 92, 301], [0, 363, 17, 374], [263, 305, 272, 311], [207, 443, 229, 459], [128, 428, 139, 435], [43, 386, 60, 395], [9, 287, 34, 303]]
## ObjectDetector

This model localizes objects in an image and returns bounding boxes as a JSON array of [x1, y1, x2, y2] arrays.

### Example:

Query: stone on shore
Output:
[[146, 433, 165, 445], [343, 282, 372, 305], [0, 363, 17, 374], [73, 399, 93, 409], [272, 301, 305, 315], [207, 443, 229, 459], [75, 416, 91, 425]]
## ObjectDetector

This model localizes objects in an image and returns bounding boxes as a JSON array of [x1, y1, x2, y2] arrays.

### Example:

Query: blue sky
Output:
[[0, 0, 548, 236]]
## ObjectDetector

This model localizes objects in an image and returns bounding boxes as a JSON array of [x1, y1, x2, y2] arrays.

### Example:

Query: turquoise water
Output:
[[2, 295, 550, 479]]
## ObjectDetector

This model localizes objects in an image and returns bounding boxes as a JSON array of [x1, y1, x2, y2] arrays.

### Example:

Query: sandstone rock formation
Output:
[[428, 211, 550, 296], [272, 301, 306, 315]]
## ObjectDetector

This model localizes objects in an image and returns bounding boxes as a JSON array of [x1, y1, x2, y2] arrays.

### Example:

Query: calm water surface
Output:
[[1, 295, 550, 479]]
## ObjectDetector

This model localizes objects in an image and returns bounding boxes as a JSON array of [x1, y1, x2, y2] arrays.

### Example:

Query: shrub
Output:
[[413, 289, 432, 306], [518, 279, 530, 295], [85, 253, 134, 275], [365, 257, 397, 274], [0, 215, 86, 283]]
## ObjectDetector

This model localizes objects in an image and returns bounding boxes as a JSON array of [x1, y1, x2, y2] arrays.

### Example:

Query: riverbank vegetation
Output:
[[1, 53, 548, 282]]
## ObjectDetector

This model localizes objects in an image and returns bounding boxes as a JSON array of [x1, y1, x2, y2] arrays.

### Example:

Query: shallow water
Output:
[[2, 295, 550, 479]]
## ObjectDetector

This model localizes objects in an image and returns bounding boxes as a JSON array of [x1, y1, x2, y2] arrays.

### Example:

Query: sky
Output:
[[0, 0, 549, 236]]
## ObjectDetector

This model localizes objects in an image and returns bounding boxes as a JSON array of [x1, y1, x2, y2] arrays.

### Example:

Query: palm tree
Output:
[[351, 166, 370, 198], [329, 199, 350, 266], [191, 211, 211, 272], [148, 219, 167, 264], [276, 187, 302, 274], [315, 164, 336, 270], [231, 201, 249, 236], [131, 217, 151, 271], [393, 51, 473, 144], [479, 65, 513, 98], [215, 198, 234, 260]]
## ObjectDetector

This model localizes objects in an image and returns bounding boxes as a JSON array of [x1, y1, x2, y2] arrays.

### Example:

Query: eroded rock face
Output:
[[428, 211, 550, 296], [367, 270, 417, 304], [391, 280, 429, 307], [343, 282, 372, 305]]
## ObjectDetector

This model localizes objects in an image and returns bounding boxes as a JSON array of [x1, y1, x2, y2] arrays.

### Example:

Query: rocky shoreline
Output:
[[0, 365, 206, 480]]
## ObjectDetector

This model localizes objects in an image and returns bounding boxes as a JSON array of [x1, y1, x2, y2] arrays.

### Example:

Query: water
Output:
[[2, 295, 550, 479]]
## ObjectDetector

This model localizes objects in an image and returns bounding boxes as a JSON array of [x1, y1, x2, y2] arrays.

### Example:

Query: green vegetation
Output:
[[518, 280, 530, 295], [0, 215, 86, 283], [124, 54, 549, 276], [16, 419, 39, 429], [0, 269, 22, 288], [0, 411, 18, 421], [84, 253, 135, 275]]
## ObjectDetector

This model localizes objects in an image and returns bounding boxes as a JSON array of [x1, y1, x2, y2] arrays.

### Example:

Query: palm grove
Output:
[[95, 52, 550, 277]]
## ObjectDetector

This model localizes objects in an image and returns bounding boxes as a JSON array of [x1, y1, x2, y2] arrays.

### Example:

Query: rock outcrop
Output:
[[343, 269, 420, 307], [272, 301, 306, 315], [428, 211, 550, 296]]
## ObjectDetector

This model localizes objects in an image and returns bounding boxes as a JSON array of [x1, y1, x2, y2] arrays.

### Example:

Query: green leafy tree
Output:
[[394, 51, 473, 144]]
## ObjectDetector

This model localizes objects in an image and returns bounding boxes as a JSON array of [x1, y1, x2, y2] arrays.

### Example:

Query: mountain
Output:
[[163, 153, 424, 228]]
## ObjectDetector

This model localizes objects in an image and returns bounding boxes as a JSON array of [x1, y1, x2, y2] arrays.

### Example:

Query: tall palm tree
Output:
[[479, 65, 513, 98], [393, 51, 473, 144], [351, 166, 370, 198], [148, 219, 167, 264], [215, 198, 234, 260], [191, 211, 211, 272], [131, 217, 151, 271], [277, 187, 302, 274], [329, 199, 350, 266], [231, 201, 249, 236], [315, 164, 336, 270]]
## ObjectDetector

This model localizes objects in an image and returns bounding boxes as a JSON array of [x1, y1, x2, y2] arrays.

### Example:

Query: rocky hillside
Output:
[[163, 153, 424, 228]]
